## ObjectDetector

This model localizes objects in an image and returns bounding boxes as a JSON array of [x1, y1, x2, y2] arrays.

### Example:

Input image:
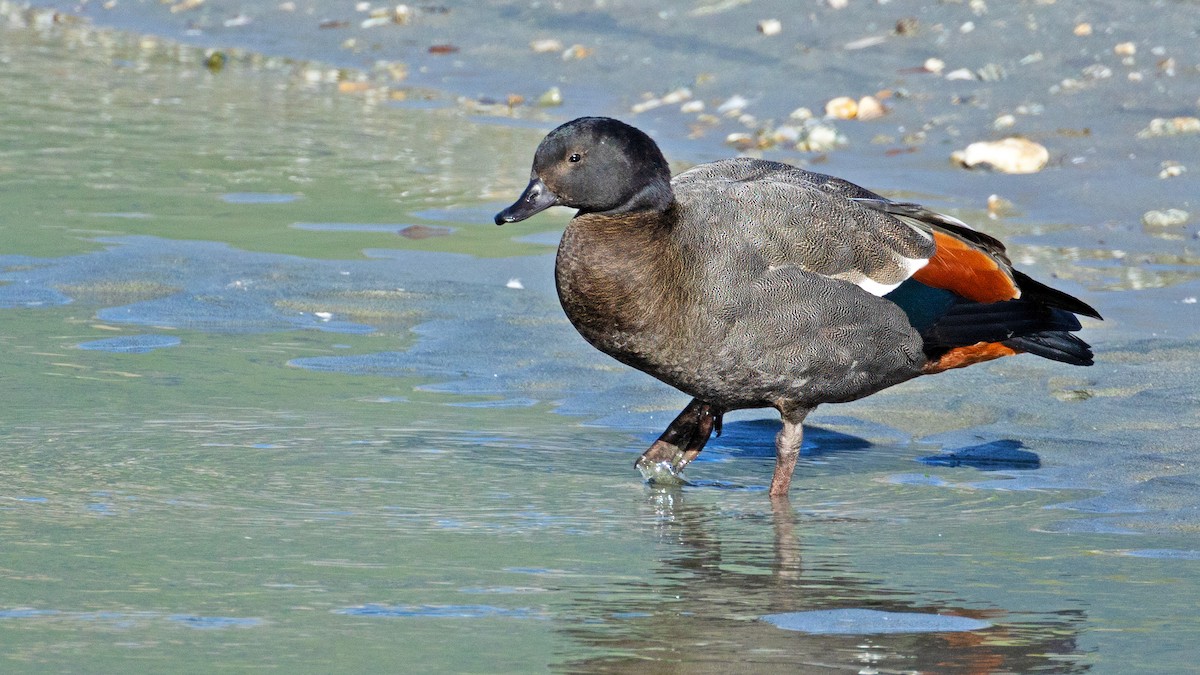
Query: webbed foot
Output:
[[635, 398, 723, 484]]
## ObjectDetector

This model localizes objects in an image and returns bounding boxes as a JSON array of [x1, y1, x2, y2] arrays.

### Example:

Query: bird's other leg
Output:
[[769, 403, 812, 497], [635, 398, 723, 479]]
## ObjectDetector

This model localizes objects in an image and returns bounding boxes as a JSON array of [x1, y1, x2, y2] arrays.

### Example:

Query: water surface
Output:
[[2, 6, 1199, 673]]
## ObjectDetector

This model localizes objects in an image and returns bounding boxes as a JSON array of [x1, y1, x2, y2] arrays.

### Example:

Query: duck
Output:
[[495, 116, 1100, 497]]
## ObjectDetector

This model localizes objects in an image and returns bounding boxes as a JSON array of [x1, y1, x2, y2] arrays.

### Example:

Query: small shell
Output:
[[537, 87, 563, 106], [855, 95, 886, 120], [825, 96, 858, 120], [725, 132, 755, 150], [1136, 117, 1200, 138], [757, 19, 782, 36], [717, 95, 749, 115], [1141, 209, 1189, 227], [1158, 161, 1186, 179], [561, 44, 592, 60], [530, 38, 564, 53], [954, 138, 1050, 174], [986, 194, 1016, 218], [1114, 41, 1137, 56]]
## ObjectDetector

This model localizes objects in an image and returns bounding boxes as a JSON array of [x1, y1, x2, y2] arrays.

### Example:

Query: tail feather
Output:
[[1013, 270, 1102, 320], [1005, 331, 1095, 366]]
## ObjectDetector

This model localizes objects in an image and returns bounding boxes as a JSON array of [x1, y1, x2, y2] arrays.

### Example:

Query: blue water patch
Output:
[[13, 496, 49, 503], [457, 586, 546, 594], [0, 278, 73, 308], [887, 473, 952, 487], [1122, 549, 1200, 560], [220, 192, 301, 204], [448, 398, 540, 408], [411, 206, 503, 223], [290, 222, 412, 233], [334, 604, 539, 619], [167, 615, 264, 629], [762, 608, 991, 635], [0, 608, 60, 619], [513, 230, 564, 247], [77, 334, 181, 353]]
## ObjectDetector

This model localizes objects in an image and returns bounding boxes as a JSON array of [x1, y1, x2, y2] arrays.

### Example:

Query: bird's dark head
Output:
[[494, 117, 673, 225]]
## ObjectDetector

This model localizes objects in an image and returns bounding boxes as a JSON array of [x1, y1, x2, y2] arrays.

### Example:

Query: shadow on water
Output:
[[559, 490, 1089, 673], [918, 439, 1042, 472]]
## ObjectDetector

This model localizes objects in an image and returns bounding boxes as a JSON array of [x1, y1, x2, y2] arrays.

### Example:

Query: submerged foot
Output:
[[635, 399, 722, 484]]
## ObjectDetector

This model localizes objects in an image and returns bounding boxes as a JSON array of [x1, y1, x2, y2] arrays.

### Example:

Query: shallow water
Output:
[[2, 5, 1199, 674]]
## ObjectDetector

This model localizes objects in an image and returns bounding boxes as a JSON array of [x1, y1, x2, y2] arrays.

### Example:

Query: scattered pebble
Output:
[[843, 35, 886, 50], [1114, 41, 1137, 56], [716, 94, 749, 115], [537, 86, 562, 106], [725, 132, 755, 151], [944, 67, 975, 81], [894, 17, 919, 36], [922, 57, 945, 74], [953, 137, 1049, 174], [169, 0, 203, 13], [993, 113, 1016, 130], [506, 278, 524, 290], [631, 87, 692, 114], [561, 44, 591, 60], [427, 44, 459, 54], [825, 96, 857, 120], [1141, 209, 1189, 228], [796, 122, 844, 152], [826, 0, 848, 8], [976, 62, 1006, 81], [1073, 22, 1092, 36], [529, 38, 563, 53], [724, 119, 845, 153], [1158, 161, 1186, 179], [757, 19, 781, 36], [393, 4, 412, 24], [987, 194, 1016, 218], [680, 100, 704, 114], [1137, 117, 1200, 138], [855, 95, 886, 120]]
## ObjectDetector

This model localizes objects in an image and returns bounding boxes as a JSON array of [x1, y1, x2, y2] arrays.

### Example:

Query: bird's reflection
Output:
[[561, 487, 1088, 673]]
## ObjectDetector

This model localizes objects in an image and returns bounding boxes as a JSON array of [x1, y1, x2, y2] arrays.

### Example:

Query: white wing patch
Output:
[[837, 253, 929, 296]]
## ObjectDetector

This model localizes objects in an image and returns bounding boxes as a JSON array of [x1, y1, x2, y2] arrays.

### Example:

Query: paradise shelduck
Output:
[[495, 117, 1100, 497]]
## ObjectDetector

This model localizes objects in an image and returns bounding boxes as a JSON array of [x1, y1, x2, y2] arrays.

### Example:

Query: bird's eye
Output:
[[568, 153, 582, 163]]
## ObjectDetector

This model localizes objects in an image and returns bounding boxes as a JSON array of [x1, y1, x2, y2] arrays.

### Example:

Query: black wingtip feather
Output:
[[1013, 270, 1102, 320], [1004, 332, 1095, 366]]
